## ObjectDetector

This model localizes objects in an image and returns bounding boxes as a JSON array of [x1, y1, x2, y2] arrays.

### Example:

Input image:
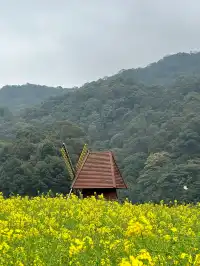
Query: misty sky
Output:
[[0, 0, 200, 88]]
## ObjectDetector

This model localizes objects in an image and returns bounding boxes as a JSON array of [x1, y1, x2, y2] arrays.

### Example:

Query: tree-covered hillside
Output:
[[0, 114, 87, 197], [114, 52, 200, 86], [0, 83, 66, 111], [1, 52, 200, 202]]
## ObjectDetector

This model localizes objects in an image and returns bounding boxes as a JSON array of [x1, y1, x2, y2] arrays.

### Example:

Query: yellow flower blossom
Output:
[[171, 227, 177, 233], [0, 194, 198, 265], [119, 256, 144, 266], [137, 249, 154, 266], [180, 253, 187, 259], [164, 234, 171, 241], [194, 254, 200, 265], [126, 221, 144, 236], [69, 238, 85, 257]]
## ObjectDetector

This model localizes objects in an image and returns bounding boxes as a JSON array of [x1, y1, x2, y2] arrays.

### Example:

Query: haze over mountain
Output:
[[0, 52, 200, 203], [1, 52, 200, 112], [0, 83, 66, 111]]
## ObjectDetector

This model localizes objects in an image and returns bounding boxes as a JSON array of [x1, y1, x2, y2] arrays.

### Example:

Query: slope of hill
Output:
[[0, 117, 87, 197], [114, 51, 200, 86], [1, 52, 200, 202], [0, 83, 66, 111]]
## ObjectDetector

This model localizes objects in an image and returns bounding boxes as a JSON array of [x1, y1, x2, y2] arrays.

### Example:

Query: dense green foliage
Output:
[[0, 83, 66, 111], [0, 52, 200, 202]]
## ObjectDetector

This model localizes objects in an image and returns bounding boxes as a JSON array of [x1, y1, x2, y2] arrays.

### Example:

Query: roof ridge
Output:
[[109, 151, 116, 188], [72, 151, 90, 188]]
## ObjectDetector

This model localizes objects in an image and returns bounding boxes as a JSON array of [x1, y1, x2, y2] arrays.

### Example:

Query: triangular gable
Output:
[[72, 151, 127, 189]]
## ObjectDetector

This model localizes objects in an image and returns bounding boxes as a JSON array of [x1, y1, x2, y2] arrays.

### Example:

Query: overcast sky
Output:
[[0, 0, 199, 88]]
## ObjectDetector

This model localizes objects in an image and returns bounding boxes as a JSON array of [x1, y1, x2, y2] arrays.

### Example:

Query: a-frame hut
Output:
[[71, 151, 127, 200]]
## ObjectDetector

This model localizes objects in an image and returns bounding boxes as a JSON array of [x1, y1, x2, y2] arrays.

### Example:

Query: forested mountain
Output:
[[0, 52, 200, 203], [0, 83, 66, 111], [114, 51, 200, 86]]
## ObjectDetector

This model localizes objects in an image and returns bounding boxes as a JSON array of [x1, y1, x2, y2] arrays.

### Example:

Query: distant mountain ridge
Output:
[[1, 52, 200, 112], [0, 83, 67, 111], [105, 52, 200, 86]]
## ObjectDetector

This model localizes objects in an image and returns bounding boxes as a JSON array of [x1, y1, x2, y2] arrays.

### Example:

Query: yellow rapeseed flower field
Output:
[[0, 193, 199, 265]]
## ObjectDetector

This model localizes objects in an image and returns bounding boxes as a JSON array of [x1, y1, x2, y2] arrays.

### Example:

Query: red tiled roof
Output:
[[72, 151, 127, 189]]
